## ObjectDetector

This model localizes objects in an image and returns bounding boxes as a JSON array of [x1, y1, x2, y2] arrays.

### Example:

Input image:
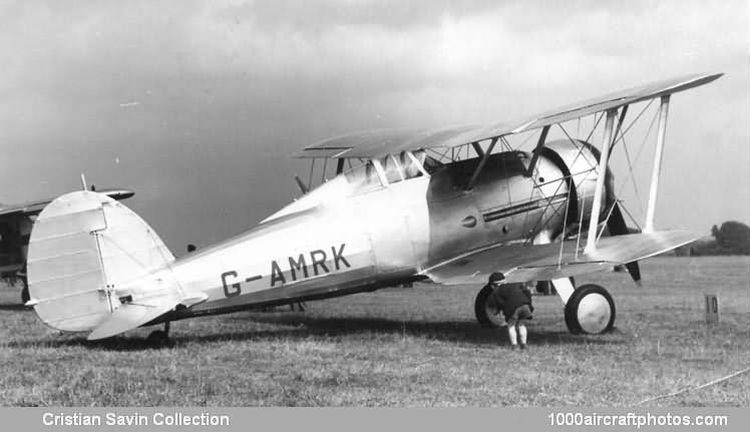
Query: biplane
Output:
[[24, 73, 721, 342], [0, 185, 133, 304]]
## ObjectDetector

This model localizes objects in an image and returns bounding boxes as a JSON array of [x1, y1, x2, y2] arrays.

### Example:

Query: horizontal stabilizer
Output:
[[88, 297, 181, 340], [422, 230, 698, 285]]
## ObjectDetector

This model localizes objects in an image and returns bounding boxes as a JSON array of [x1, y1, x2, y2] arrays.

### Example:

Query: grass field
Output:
[[0, 256, 747, 407]]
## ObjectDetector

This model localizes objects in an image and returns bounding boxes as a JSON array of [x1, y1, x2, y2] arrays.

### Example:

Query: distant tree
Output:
[[710, 221, 750, 255], [711, 224, 719, 238]]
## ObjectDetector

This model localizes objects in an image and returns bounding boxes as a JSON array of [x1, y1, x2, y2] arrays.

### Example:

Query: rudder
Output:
[[27, 191, 176, 334]]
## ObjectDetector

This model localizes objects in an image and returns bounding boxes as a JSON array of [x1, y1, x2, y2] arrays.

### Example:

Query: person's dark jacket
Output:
[[494, 282, 533, 319]]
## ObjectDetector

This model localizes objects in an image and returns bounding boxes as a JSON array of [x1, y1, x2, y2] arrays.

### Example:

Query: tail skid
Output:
[[27, 191, 196, 339]]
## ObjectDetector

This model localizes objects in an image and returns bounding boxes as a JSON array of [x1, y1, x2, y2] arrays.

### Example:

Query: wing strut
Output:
[[584, 109, 617, 253], [466, 137, 498, 189], [471, 142, 484, 158], [644, 95, 670, 233], [336, 158, 345, 175], [525, 125, 551, 177], [609, 105, 629, 154]]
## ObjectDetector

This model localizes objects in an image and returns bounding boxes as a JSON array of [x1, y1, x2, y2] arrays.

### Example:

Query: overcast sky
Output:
[[1, 0, 748, 251]]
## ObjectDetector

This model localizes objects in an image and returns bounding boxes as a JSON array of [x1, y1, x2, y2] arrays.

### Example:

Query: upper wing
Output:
[[421, 230, 698, 285], [0, 188, 134, 217], [296, 73, 722, 160]]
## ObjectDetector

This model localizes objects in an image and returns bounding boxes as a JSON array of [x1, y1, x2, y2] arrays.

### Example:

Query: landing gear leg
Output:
[[147, 321, 171, 346]]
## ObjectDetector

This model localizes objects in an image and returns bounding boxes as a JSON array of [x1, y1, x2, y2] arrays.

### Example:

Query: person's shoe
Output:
[[520, 343, 527, 350], [510, 344, 519, 350]]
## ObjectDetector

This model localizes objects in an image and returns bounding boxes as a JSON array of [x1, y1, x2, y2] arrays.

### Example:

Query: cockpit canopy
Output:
[[342, 150, 442, 192], [262, 150, 444, 222]]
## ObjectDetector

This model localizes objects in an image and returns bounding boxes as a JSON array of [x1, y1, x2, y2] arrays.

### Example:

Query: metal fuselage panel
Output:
[[424, 152, 570, 265], [169, 175, 431, 316], [167, 147, 598, 318]]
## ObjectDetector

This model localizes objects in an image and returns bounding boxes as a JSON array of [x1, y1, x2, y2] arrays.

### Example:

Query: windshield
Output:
[[343, 160, 383, 192], [381, 155, 404, 184], [412, 150, 443, 174], [340, 150, 440, 194]]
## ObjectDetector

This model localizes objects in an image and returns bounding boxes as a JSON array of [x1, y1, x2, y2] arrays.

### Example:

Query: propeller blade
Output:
[[607, 201, 642, 284]]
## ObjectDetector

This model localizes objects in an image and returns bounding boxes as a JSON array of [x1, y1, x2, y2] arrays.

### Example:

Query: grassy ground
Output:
[[0, 256, 747, 407]]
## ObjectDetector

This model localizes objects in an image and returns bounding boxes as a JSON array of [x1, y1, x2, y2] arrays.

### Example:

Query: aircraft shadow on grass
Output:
[[8, 312, 628, 351], [0, 303, 29, 311], [225, 313, 628, 346]]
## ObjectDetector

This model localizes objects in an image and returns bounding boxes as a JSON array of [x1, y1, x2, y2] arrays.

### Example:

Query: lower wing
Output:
[[421, 230, 697, 285]]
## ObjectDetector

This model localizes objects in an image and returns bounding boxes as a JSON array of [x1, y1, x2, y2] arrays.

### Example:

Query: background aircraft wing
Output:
[[421, 230, 698, 285], [0, 199, 55, 217], [296, 73, 721, 159], [0, 189, 134, 217]]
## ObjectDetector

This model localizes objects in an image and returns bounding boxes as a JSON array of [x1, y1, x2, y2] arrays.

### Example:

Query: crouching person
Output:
[[487, 272, 534, 350]]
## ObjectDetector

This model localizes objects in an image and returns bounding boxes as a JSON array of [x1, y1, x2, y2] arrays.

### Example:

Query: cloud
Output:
[[0, 0, 746, 247]]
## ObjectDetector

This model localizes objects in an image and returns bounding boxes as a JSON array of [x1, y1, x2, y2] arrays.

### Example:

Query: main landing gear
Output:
[[472, 279, 615, 334], [563, 284, 615, 334], [147, 321, 171, 346], [474, 284, 505, 328]]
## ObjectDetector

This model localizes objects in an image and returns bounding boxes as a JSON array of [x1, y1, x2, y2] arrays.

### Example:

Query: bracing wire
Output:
[[616, 103, 661, 219], [611, 99, 655, 147], [620, 204, 643, 231], [558, 123, 599, 172], [515, 129, 537, 151], [596, 199, 620, 242]]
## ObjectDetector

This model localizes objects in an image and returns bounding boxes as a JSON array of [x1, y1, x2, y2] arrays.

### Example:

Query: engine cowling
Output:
[[541, 139, 615, 235]]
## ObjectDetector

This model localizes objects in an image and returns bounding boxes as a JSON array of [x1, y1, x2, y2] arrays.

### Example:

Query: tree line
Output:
[[675, 221, 750, 256]]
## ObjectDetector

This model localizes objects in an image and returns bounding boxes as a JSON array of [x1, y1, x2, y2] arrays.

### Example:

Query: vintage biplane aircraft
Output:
[[0, 184, 133, 303], [24, 73, 721, 342]]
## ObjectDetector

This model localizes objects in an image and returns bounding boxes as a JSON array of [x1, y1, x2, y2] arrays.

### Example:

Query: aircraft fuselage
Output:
[[162, 140, 603, 321]]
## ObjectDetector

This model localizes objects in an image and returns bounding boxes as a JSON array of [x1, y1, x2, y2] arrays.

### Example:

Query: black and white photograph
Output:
[[0, 0, 747, 419]]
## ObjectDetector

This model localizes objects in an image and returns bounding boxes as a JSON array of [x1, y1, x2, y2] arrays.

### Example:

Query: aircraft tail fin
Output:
[[27, 191, 182, 337]]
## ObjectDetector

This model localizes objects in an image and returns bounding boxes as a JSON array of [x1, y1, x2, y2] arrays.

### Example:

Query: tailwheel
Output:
[[564, 284, 615, 334], [290, 301, 306, 312], [474, 284, 505, 328], [21, 279, 30, 305]]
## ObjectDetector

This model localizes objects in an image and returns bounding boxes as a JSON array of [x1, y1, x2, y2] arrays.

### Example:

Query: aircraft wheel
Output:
[[564, 284, 615, 334], [474, 285, 505, 328]]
